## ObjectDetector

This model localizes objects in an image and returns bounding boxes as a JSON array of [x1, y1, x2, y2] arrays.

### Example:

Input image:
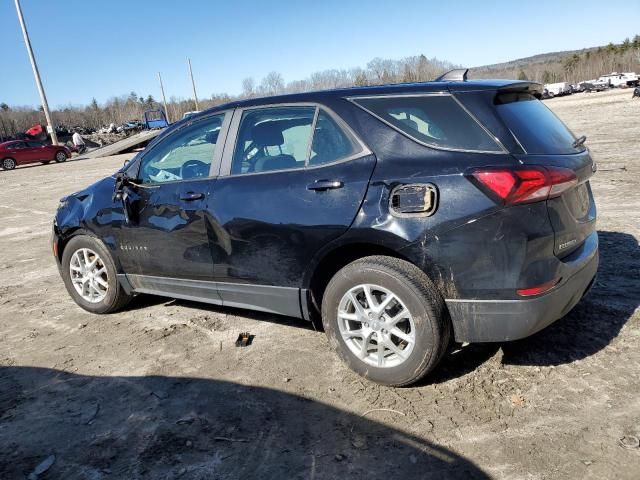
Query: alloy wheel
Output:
[[56, 152, 66, 162], [337, 284, 416, 368], [69, 248, 109, 303], [3, 158, 16, 170]]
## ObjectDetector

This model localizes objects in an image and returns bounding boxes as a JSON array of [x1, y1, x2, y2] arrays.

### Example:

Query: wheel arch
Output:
[[56, 227, 97, 264], [303, 242, 414, 318]]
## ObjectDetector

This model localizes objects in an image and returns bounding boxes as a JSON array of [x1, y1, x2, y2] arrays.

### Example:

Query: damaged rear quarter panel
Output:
[[341, 120, 556, 301]]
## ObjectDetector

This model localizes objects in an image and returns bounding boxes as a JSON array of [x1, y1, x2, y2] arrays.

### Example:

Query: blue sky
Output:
[[1, 0, 638, 108]]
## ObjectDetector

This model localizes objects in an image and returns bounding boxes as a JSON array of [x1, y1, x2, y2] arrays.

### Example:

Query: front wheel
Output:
[[60, 235, 132, 314], [2, 158, 16, 170], [322, 256, 450, 386], [55, 151, 67, 163]]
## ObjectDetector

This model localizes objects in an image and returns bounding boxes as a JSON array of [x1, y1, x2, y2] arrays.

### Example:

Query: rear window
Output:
[[495, 93, 583, 155], [353, 95, 502, 152]]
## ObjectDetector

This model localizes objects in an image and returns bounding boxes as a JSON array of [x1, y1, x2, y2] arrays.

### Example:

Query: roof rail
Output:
[[434, 68, 469, 82]]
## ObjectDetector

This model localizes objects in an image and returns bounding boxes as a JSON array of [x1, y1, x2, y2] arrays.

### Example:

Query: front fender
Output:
[[53, 176, 125, 272]]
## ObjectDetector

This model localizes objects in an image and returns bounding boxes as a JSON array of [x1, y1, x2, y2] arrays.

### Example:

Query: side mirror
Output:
[[124, 158, 130, 166], [113, 172, 141, 224]]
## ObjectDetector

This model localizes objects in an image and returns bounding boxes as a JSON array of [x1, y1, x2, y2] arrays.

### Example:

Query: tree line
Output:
[[473, 35, 640, 84], [1, 36, 638, 138]]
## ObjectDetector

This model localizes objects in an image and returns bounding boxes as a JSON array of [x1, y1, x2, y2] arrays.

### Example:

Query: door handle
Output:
[[307, 180, 344, 191], [180, 192, 205, 201]]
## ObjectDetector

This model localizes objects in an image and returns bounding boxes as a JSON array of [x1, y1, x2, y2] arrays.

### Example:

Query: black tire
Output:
[[55, 151, 67, 163], [2, 158, 16, 170], [60, 235, 132, 314], [322, 256, 450, 386]]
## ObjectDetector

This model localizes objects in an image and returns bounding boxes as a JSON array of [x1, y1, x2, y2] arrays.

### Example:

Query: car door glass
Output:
[[27, 141, 41, 148], [231, 107, 315, 175], [12, 142, 26, 149], [139, 114, 224, 184], [309, 109, 359, 166]]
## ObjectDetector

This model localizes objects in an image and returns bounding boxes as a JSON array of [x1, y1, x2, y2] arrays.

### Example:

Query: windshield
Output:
[[495, 93, 584, 155]]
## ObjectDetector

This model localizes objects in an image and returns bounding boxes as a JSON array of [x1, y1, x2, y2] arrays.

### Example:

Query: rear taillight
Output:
[[467, 166, 577, 206]]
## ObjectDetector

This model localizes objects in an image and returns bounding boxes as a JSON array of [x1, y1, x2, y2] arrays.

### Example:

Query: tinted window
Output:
[[495, 93, 582, 155], [139, 114, 224, 184], [232, 107, 314, 175], [354, 95, 501, 152], [11, 142, 26, 149], [309, 110, 358, 166], [27, 141, 42, 148]]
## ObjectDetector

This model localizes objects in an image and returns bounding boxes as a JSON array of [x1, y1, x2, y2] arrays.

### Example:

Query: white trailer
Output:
[[544, 82, 572, 97]]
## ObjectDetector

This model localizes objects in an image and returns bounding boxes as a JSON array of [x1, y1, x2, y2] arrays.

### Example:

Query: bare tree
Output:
[[241, 77, 255, 98], [260, 71, 285, 96]]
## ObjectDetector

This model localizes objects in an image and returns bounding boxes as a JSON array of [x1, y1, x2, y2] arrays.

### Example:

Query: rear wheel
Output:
[[322, 256, 450, 386], [61, 235, 132, 314], [2, 158, 16, 170], [55, 151, 67, 163]]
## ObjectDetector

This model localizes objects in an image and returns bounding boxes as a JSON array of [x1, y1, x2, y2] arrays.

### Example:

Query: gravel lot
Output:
[[1, 88, 639, 479]]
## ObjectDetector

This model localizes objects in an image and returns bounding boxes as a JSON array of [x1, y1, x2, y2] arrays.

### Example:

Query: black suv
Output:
[[53, 71, 598, 386]]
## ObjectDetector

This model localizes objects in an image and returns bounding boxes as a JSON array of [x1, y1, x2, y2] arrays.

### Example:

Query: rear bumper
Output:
[[446, 239, 598, 343]]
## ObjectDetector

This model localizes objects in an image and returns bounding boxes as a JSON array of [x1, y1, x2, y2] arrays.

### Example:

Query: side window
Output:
[[12, 142, 26, 149], [353, 95, 502, 152], [27, 141, 41, 148], [309, 110, 359, 166], [231, 107, 314, 175], [139, 114, 224, 184]]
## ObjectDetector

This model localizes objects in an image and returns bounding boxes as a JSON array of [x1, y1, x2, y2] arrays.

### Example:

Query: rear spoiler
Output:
[[497, 82, 544, 97], [435, 70, 544, 97]]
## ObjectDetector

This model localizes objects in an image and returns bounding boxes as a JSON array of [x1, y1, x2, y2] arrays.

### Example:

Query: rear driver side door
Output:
[[207, 104, 376, 316]]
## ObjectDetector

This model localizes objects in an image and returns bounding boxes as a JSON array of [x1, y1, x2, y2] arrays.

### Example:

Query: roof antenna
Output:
[[434, 68, 469, 82]]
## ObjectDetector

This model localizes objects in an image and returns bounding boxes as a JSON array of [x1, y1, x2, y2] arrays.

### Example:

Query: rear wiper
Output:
[[573, 135, 587, 148]]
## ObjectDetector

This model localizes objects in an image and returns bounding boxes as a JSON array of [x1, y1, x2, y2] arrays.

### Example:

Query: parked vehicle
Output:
[[144, 109, 169, 129], [52, 71, 598, 386], [544, 82, 572, 97], [581, 79, 610, 92], [598, 72, 639, 88], [1, 140, 70, 170]]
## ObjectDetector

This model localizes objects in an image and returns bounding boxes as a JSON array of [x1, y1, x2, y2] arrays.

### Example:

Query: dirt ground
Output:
[[1, 88, 639, 479]]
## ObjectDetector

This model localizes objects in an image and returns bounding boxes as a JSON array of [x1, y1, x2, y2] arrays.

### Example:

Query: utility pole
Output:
[[187, 58, 199, 111], [158, 72, 171, 123], [14, 0, 58, 145]]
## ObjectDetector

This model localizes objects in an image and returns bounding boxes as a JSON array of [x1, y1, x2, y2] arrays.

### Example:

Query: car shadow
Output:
[[171, 298, 317, 331], [0, 366, 488, 479], [432, 230, 639, 379]]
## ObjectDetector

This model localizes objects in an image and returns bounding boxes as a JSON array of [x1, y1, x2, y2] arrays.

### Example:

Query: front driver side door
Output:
[[114, 112, 230, 293]]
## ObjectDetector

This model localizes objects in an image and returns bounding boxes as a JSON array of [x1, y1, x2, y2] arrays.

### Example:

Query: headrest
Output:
[[251, 122, 284, 146], [400, 118, 419, 131]]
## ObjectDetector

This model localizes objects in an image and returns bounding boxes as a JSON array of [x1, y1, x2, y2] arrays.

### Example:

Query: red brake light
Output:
[[517, 278, 560, 297], [468, 166, 577, 206]]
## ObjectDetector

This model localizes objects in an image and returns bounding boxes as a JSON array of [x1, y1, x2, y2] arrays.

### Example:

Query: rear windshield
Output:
[[353, 95, 502, 152], [495, 93, 583, 155]]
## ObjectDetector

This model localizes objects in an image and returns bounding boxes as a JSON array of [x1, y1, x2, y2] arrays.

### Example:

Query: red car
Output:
[[0, 140, 71, 170]]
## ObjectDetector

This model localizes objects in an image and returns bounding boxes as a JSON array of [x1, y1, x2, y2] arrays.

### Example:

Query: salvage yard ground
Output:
[[0, 88, 639, 479]]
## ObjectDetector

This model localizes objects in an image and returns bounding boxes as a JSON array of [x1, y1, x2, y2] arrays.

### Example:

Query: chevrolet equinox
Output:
[[53, 70, 598, 386]]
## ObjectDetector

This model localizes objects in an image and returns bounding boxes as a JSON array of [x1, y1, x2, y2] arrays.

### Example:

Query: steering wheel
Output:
[[181, 159, 209, 179]]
